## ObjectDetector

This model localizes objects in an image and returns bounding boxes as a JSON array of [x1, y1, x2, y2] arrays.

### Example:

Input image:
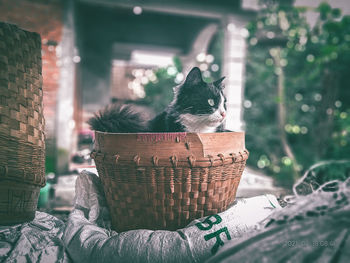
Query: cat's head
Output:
[[173, 67, 227, 132]]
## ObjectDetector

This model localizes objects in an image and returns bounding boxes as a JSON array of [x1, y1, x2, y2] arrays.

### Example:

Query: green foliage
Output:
[[45, 154, 56, 174], [245, 2, 350, 186], [307, 161, 350, 186], [142, 66, 177, 113], [329, 109, 350, 158]]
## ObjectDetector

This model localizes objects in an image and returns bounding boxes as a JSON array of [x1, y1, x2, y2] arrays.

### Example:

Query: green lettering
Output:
[[195, 214, 222, 231], [204, 227, 231, 255]]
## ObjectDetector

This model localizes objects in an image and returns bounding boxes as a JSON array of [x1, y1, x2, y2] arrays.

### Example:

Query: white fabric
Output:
[[0, 212, 69, 262], [0, 170, 280, 262], [207, 178, 350, 263], [63, 171, 280, 263]]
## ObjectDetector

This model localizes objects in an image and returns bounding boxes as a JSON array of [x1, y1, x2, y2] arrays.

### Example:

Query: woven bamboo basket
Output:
[[0, 22, 45, 225], [91, 131, 248, 231]]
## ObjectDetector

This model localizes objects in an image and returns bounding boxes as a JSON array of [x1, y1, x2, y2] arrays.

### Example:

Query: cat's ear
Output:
[[184, 67, 203, 86], [213, 76, 225, 89]]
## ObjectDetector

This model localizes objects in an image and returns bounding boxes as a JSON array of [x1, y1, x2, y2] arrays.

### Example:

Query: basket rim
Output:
[[92, 131, 247, 167], [94, 131, 245, 136], [92, 149, 249, 168]]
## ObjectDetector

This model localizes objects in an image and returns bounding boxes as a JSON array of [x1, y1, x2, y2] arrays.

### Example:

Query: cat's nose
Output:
[[220, 111, 226, 118]]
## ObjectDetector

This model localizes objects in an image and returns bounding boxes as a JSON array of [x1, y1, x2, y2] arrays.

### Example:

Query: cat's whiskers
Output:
[[182, 106, 194, 113]]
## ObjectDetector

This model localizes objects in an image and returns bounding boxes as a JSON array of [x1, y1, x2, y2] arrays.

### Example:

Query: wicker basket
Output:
[[0, 22, 45, 225], [91, 131, 248, 231]]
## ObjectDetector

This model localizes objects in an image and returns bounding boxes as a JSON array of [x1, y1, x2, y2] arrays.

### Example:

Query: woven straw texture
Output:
[[92, 131, 248, 231], [0, 22, 45, 225]]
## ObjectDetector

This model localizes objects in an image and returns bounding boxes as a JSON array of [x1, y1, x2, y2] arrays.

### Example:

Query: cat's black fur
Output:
[[88, 67, 227, 133], [87, 104, 148, 133]]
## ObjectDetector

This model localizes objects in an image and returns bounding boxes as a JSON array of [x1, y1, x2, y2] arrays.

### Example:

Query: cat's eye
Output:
[[208, 99, 215, 106]]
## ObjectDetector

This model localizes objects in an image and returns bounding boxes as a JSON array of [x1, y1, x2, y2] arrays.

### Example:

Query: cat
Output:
[[88, 67, 228, 133]]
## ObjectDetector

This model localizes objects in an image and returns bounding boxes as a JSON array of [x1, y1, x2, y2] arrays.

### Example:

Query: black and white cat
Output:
[[88, 67, 228, 133]]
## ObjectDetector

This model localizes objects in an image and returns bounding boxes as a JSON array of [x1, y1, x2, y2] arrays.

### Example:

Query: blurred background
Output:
[[1, 0, 350, 215]]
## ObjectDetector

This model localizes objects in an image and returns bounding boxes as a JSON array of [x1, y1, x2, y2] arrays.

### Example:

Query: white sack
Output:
[[63, 171, 280, 263], [207, 178, 350, 263], [0, 212, 69, 262]]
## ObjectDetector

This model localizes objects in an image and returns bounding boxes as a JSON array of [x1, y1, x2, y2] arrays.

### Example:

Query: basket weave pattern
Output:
[[92, 132, 248, 231], [0, 22, 45, 225]]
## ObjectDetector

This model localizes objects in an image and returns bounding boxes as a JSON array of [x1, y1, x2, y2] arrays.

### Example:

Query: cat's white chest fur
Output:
[[178, 113, 219, 133]]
